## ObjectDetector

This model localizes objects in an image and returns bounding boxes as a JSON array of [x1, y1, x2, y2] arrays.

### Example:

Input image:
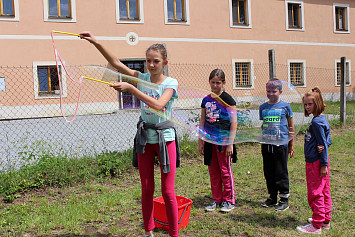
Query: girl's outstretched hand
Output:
[[110, 82, 134, 92], [320, 166, 328, 177], [79, 31, 98, 44]]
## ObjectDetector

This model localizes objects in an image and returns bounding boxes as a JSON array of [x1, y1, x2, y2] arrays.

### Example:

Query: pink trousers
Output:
[[208, 144, 235, 204], [138, 141, 178, 237], [306, 159, 332, 229]]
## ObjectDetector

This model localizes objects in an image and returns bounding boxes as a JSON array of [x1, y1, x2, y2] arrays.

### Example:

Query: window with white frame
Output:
[[33, 62, 67, 99], [164, 0, 190, 25], [0, 0, 19, 21], [116, 0, 144, 24], [335, 60, 351, 86], [288, 60, 306, 87], [333, 4, 350, 33], [229, 0, 251, 28], [232, 59, 254, 89], [285, 0, 304, 31], [43, 0, 76, 22]]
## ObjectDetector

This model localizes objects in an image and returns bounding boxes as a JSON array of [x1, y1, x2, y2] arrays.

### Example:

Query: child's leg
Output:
[[138, 144, 157, 233], [306, 160, 327, 229], [208, 144, 223, 203], [217, 146, 235, 204], [274, 146, 289, 199], [323, 164, 332, 223], [261, 145, 277, 200], [159, 141, 178, 237]]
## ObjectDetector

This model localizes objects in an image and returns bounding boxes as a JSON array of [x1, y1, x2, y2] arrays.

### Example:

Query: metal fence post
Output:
[[340, 57, 346, 126], [268, 49, 276, 79]]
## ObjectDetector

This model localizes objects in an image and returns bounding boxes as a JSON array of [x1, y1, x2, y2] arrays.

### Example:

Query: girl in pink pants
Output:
[[297, 87, 332, 235]]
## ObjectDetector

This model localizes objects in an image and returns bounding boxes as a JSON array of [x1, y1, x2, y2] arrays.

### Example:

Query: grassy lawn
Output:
[[0, 124, 354, 236], [0, 101, 354, 236]]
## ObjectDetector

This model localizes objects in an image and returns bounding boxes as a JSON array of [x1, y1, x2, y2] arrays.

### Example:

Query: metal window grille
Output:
[[290, 63, 303, 86], [235, 62, 251, 87]]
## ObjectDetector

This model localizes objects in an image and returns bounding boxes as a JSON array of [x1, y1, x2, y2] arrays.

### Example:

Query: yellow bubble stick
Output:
[[52, 30, 81, 37], [82, 76, 115, 86]]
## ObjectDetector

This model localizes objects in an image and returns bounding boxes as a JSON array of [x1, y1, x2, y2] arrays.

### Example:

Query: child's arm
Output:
[[226, 105, 238, 157], [198, 108, 206, 155], [111, 83, 174, 111], [79, 31, 139, 78], [287, 116, 295, 157], [312, 121, 329, 175]]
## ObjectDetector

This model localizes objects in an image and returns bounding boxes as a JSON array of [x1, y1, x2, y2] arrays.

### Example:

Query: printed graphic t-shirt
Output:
[[201, 91, 236, 143], [138, 72, 178, 144], [259, 100, 293, 146]]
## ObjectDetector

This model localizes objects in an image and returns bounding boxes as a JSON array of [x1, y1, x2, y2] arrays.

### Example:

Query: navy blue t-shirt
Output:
[[304, 114, 332, 166]]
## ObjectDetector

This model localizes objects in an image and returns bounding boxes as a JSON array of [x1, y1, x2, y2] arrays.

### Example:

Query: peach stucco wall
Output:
[[0, 0, 354, 112]]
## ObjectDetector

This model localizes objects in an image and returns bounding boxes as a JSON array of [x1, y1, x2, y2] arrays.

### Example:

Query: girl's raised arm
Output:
[[79, 31, 139, 78]]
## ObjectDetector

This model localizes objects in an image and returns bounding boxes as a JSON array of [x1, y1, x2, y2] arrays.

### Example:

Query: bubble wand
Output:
[[52, 30, 81, 37]]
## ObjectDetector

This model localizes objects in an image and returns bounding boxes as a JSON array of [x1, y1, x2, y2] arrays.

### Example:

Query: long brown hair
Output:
[[302, 87, 327, 117]]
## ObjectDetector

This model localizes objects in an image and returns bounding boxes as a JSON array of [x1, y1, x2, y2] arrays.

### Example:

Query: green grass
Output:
[[291, 100, 355, 115], [0, 102, 354, 236]]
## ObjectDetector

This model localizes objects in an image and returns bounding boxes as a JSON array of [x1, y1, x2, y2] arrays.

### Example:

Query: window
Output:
[[288, 60, 306, 87], [232, 59, 254, 89], [0, 0, 19, 21], [0, 77, 5, 92], [116, 0, 144, 24], [229, 0, 251, 28], [164, 0, 190, 25], [285, 0, 304, 31], [43, 0, 76, 22], [119, 60, 146, 109], [33, 62, 67, 99], [335, 60, 351, 86], [333, 4, 350, 33]]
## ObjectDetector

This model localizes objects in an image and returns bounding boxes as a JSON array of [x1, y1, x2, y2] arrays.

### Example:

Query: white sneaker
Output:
[[296, 224, 322, 235], [220, 202, 235, 212], [308, 218, 330, 230], [205, 201, 220, 211]]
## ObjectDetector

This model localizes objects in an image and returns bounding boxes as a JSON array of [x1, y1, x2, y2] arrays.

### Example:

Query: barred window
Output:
[[0, 0, 14, 16], [48, 0, 71, 18], [37, 66, 61, 94], [164, 0, 189, 24], [233, 61, 253, 88], [289, 62, 305, 86], [232, 0, 247, 25], [336, 62, 351, 86]]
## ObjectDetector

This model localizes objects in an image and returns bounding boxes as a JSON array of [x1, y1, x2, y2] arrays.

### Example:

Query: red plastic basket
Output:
[[153, 195, 193, 231]]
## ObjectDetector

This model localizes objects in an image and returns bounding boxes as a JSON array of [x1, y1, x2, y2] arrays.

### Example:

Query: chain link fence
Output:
[[0, 63, 354, 171]]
